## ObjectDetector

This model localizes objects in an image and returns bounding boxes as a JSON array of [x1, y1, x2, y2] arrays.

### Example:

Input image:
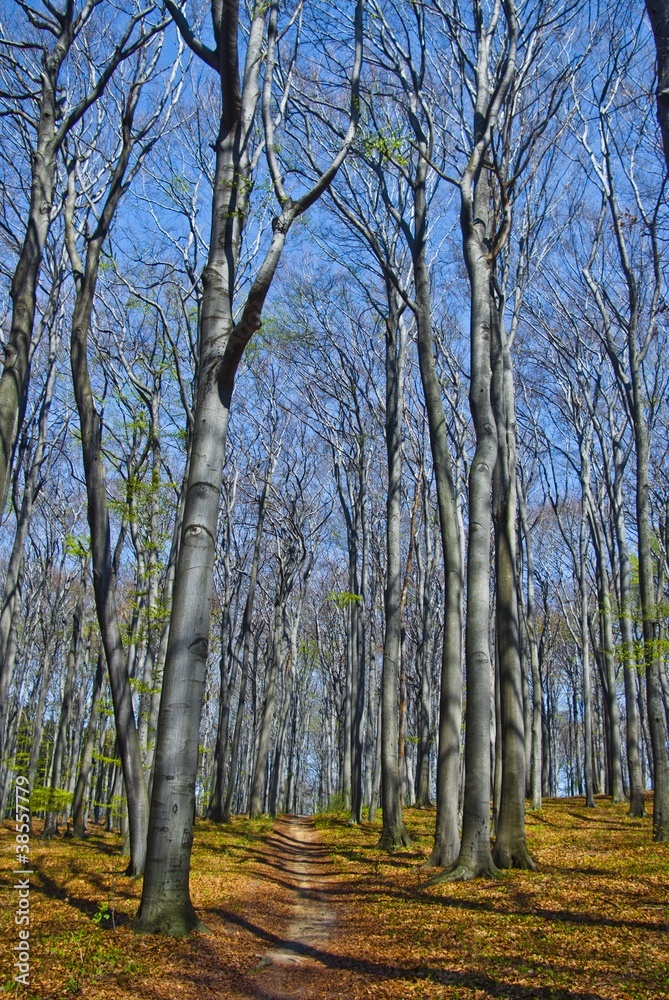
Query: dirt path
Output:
[[247, 816, 340, 999]]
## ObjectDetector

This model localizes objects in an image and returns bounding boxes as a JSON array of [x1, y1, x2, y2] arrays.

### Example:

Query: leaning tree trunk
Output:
[[0, 7, 147, 515], [0, 318, 59, 760], [0, 28, 69, 515], [66, 132, 150, 875]]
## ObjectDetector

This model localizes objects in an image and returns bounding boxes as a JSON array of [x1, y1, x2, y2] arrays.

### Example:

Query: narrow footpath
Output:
[[244, 816, 341, 999]]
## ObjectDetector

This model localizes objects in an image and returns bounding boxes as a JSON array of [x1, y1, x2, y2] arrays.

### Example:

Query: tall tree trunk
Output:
[[414, 522, 434, 810], [413, 227, 463, 866], [589, 506, 624, 803], [136, 0, 362, 933], [72, 652, 105, 838], [633, 370, 669, 839], [0, 7, 147, 513], [42, 594, 83, 839], [450, 151, 499, 880], [249, 584, 289, 818], [518, 483, 542, 810], [491, 309, 534, 869], [208, 609, 234, 821], [0, 320, 59, 758], [578, 444, 596, 808], [379, 296, 410, 851], [66, 148, 150, 875], [221, 471, 269, 822]]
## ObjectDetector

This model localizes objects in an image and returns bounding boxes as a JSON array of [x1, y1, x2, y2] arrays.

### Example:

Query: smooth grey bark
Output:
[[615, 511, 647, 817], [208, 621, 233, 820], [249, 542, 309, 818], [27, 622, 57, 797], [414, 503, 435, 809], [351, 549, 367, 823], [130, 395, 171, 773], [135, 0, 362, 935], [379, 295, 411, 851], [269, 613, 302, 817], [635, 394, 669, 840], [522, 635, 532, 802], [208, 488, 238, 822], [412, 162, 462, 869], [490, 300, 534, 870], [66, 669, 89, 816], [428, 0, 517, 885], [367, 572, 381, 822], [72, 651, 105, 838], [625, 341, 669, 836], [588, 500, 624, 802], [568, 430, 597, 809], [593, 405, 646, 814], [518, 481, 542, 811]]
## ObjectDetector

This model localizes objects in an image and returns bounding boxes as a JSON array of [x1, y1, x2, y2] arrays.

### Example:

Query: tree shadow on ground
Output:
[[31, 868, 133, 926], [210, 907, 609, 1000]]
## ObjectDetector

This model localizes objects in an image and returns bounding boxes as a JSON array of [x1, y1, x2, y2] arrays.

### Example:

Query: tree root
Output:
[[493, 840, 536, 871], [421, 845, 458, 870], [419, 860, 500, 888], [377, 827, 412, 851]]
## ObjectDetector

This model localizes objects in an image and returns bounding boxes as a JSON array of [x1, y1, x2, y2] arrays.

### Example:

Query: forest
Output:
[[0, 0, 668, 996]]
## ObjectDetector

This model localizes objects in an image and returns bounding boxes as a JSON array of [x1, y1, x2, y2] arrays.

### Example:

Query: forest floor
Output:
[[1, 797, 668, 999]]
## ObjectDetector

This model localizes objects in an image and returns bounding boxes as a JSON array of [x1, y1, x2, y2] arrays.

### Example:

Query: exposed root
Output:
[[420, 864, 475, 886], [493, 840, 536, 871], [131, 902, 210, 936], [419, 858, 500, 887], [422, 844, 458, 870], [377, 827, 412, 852]]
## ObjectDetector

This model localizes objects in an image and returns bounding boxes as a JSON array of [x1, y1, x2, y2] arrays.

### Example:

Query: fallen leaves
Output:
[[0, 797, 667, 999]]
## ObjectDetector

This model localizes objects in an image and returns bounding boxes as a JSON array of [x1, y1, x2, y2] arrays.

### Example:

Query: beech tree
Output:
[[134, 0, 363, 935]]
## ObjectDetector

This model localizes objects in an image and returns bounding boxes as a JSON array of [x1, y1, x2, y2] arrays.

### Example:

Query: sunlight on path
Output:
[[250, 815, 338, 998]]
